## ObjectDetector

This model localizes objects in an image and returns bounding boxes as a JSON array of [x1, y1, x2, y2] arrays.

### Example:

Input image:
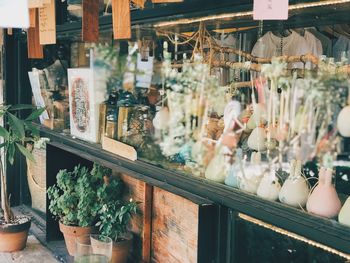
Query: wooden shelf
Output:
[[38, 125, 350, 255]]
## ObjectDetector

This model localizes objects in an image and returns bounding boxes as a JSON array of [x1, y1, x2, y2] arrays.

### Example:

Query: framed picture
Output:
[[68, 68, 102, 143]]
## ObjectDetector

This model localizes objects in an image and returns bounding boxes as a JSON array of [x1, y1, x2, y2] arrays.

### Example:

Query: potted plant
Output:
[[0, 104, 45, 252], [95, 165, 138, 263], [47, 164, 101, 255]]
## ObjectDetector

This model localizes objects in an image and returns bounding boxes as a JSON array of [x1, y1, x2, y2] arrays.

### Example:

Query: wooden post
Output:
[[142, 184, 152, 263], [82, 0, 99, 42], [27, 9, 44, 59], [112, 0, 131, 40]]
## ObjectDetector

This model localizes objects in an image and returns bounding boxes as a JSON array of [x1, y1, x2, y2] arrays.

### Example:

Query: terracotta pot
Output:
[[0, 217, 31, 252], [59, 222, 95, 256], [111, 234, 133, 263]]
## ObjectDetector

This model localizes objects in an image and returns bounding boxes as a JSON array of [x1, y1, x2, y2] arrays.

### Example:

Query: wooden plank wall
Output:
[[118, 173, 151, 263], [116, 173, 205, 263], [151, 187, 199, 263]]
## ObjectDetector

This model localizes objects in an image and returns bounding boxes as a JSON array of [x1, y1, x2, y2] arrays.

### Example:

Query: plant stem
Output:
[[0, 157, 14, 223]]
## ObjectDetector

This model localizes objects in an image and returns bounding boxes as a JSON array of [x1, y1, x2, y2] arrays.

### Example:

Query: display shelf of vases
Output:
[[37, 124, 350, 255]]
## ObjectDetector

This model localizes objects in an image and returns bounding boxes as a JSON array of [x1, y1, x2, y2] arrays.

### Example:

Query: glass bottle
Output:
[[105, 91, 118, 139]]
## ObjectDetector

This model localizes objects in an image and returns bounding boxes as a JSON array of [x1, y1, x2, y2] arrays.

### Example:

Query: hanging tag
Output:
[[28, 0, 44, 8], [112, 0, 131, 39], [27, 9, 44, 59], [152, 0, 183, 3], [29, 8, 37, 28], [39, 0, 56, 45], [136, 54, 154, 89], [82, 0, 99, 42], [253, 0, 289, 20]]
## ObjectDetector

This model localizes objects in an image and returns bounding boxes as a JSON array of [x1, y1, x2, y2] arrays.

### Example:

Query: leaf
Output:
[[0, 126, 9, 140], [16, 143, 35, 163], [25, 108, 46, 121], [7, 143, 15, 165], [24, 122, 40, 137], [9, 104, 36, 111], [7, 112, 25, 139]]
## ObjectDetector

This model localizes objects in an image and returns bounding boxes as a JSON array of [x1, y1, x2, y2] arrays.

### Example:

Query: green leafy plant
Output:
[[48, 165, 102, 226], [94, 166, 138, 243], [0, 104, 45, 224], [48, 163, 138, 238]]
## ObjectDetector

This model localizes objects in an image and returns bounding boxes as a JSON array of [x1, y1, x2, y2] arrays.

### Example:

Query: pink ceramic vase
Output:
[[306, 168, 341, 218]]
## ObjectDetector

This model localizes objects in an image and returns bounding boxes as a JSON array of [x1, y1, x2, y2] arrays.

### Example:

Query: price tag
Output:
[[253, 0, 289, 20], [38, 0, 56, 45]]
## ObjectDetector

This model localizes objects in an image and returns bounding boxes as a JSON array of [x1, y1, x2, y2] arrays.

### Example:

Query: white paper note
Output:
[[28, 71, 50, 124], [253, 0, 289, 20]]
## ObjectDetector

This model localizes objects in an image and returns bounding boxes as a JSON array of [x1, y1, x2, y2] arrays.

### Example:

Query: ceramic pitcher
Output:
[[205, 145, 227, 183], [306, 167, 341, 218], [279, 160, 309, 207], [257, 166, 281, 201]]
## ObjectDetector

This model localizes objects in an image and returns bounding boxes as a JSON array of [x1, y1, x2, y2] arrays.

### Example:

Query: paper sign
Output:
[[253, 0, 289, 20], [28, 71, 50, 124], [136, 54, 154, 89], [39, 0, 56, 45], [0, 0, 29, 28]]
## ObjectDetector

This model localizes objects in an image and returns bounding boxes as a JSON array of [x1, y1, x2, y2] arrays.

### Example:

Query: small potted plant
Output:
[[47, 164, 101, 255], [96, 166, 138, 263], [0, 104, 45, 252]]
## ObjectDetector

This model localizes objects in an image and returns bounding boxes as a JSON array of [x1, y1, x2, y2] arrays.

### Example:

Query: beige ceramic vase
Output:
[[339, 197, 350, 227], [306, 168, 341, 218], [279, 160, 309, 207]]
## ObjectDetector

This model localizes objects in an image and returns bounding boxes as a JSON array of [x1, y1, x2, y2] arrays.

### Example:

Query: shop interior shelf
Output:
[[37, 125, 350, 255], [56, 0, 350, 40]]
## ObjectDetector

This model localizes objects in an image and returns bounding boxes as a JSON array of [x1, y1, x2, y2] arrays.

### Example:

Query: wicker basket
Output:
[[27, 147, 46, 213]]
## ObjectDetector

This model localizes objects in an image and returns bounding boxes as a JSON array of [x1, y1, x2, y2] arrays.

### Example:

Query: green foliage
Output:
[[48, 163, 138, 235], [97, 201, 138, 243], [94, 44, 128, 93], [0, 104, 44, 165], [96, 172, 138, 242], [48, 165, 100, 227]]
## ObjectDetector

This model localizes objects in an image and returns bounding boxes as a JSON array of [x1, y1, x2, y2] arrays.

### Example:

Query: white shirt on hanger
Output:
[[303, 31, 323, 58], [251, 31, 312, 68]]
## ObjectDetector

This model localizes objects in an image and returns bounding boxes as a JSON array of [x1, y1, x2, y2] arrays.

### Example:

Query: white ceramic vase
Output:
[[339, 197, 350, 227], [337, 105, 350, 137], [257, 168, 281, 201], [247, 127, 267, 151], [279, 160, 309, 207]]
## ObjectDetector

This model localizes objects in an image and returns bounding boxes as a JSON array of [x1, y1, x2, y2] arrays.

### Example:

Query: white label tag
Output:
[[253, 0, 289, 20]]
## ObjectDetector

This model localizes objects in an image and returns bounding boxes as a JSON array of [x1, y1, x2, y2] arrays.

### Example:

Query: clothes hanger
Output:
[[340, 24, 350, 38], [334, 24, 350, 39], [320, 26, 341, 38], [294, 28, 306, 37]]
